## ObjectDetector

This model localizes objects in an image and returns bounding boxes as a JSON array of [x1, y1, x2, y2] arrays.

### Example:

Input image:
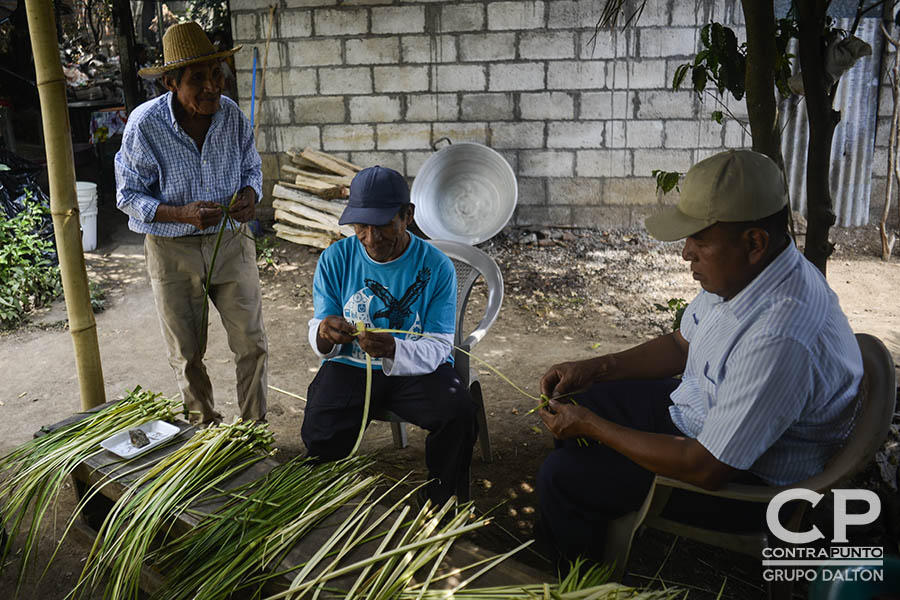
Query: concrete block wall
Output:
[[231, 0, 752, 229]]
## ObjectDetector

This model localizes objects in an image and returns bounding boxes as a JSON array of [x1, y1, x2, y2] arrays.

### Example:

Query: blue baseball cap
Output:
[[338, 166, 411, 226]]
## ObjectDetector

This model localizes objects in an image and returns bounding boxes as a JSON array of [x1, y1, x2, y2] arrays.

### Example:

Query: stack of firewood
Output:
[[271, 147, 362, 249]]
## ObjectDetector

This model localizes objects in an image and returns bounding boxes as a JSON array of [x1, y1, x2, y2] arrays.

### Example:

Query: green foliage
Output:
[[255, 234, 278, 270], [186, 0, 231, 36], [774, 17, 800, 97], [711, 110, 724, 124], [89, 281, 107, 313], [651, 169, 682, 194], [673, 23, 746, 99], [0, 200, 61, 329], [654, 297, 688, 331]]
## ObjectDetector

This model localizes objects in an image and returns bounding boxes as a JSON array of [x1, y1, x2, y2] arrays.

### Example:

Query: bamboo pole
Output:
[[254, 5, 276, 144], [25, 0, 106, 410]]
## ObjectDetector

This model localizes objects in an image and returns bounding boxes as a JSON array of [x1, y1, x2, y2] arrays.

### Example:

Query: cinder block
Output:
[[875, 117, 893, 148], [879, 86, 894, 117], [547, 61, 605, 90], [276, 10, 312, 39], [406, 94, 459, 121], [632, 0, 669, 26], [349, 151, 404, 172], [374, 66, 430, 93], [458, 33, 516, 62], [664, 120, 722, 148], [626, 120, 664, 148], [322, 124, 376, 151], [516, 177, 547, 205], [723, 120, 747, 148], [719, 92, 749, 120], [461, 93, 514, 121], [872, 146, 889, 177], [498, 149, 518, 173], [227, 0, 272, 9], [490, 121, 545, 148], [343, 0, 393, 5], [570, 205, 631, 228], [282, 68, 318, 96], [237, 68, 290, 98], [313, 8, 368, 36], [576, 150, 631, 177], [235, 42, 285, 70], [288, 39, 342, 67], [548, 121, 604, 149], [520, 150, 574, 176], [258, 98, 292, 124], [406, 151, 432, 176], [632, 149, 693, 177], [546, 0, 596, 29], [489, 63, 544, 91], [580, 91, 632, 119], [513, 205, 573, 226], [372, 5, 425, 34], [602, 177, 661, 205], [436, 65, 486, 92], [439, 4, 484, 32], [274, 125, 321, 153], [487, 1, 545, 31], [519, 31, 575, 59], [346, 38, 400, 64], [606, 120, 626, 147], [376, 123, 431, 150], [401, 35, 457, 63], [432, 122, 489, 144], [671, 1, 703, 26], [611, 60, 667, 89], [293, 96, 346, 124], [577, 30, 633, 59], [233, 13, 258, 41], [350, 96, 401, 123], [319, 67, 372, 95], [548, 178, 601, 205], [639, 27, 697, 57], [634, 90, 695, 119], [285, 0, 336, 7], [520, 92, 575, 120]]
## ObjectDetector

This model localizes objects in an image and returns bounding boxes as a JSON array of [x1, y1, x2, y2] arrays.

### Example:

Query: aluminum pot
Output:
[[411, 140, 517, 245]]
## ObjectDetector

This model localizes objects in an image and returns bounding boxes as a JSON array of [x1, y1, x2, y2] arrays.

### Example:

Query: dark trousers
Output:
[[536, 379, 766, 565], [302, 361, 477, 504]]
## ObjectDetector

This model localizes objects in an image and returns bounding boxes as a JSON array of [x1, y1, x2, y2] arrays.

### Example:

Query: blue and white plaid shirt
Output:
[[670, 243, 863, 485], [115, 92, 262, 237]]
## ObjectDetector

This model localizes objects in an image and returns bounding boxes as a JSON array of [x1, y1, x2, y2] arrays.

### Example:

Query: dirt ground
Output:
[[1, 204, 899, 598]]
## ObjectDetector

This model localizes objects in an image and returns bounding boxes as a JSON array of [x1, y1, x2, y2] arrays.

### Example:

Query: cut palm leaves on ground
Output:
[[150, 455, 379, 600], [0, 387, 180, 593], [71, 419, 275, 600]]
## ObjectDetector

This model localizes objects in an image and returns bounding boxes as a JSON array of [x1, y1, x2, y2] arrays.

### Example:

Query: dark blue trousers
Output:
[[536, 379, 765, 565], [302, 361, 477, 504]]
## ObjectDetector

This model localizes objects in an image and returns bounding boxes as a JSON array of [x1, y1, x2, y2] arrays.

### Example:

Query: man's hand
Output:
[[539, 399, 597, 440], [540, 355, 615, 398], [356, 330, 396, 359], [181, 201, 223, 229], [229, 187, 256, 223], [317, 316, 356, 353]]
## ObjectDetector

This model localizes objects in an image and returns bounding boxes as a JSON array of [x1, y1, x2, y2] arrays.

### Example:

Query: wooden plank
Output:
[[274, 223, 334, 249], [275, 209, 347, 237], [286, 148, 320, 170], [280, 176, 344, 200], [295, 169, 353, 187], [273, 200, 353, 237], [272, 184, 347, 217], [307, 148, 363, 174], [299, 148, 359, 177]]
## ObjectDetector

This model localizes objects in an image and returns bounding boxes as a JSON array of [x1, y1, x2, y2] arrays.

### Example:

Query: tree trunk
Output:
[[741, 0, 783, 168], [797, 1, 838, 276], [111, 0, 140, 114]]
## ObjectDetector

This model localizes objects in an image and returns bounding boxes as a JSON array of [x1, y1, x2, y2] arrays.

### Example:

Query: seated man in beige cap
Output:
[[115, 22, 267, 426], [535, 149, 863, 564]]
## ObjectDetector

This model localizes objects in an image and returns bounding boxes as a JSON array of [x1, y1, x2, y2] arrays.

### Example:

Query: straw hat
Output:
[[138, 22, 241, 78]]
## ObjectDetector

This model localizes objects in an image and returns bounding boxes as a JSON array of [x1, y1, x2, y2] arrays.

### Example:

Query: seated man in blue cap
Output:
[[302, 165, 477, 505]]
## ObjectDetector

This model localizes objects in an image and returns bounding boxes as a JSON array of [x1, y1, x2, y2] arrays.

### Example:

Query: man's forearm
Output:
[[153, 204, 183, 223], [602, 331, 688, 381]]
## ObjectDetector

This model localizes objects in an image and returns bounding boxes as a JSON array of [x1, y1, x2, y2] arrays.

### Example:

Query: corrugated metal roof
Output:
[[780, 17, 882, 226]]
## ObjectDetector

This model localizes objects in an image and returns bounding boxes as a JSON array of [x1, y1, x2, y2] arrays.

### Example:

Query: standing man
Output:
[[116, 22, 267, 426], [535, 150, 862, 564], [303, 166, 477, 505]]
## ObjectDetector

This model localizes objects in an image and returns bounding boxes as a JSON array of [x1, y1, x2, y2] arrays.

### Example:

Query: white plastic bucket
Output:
[[76, 181, 98, 252]]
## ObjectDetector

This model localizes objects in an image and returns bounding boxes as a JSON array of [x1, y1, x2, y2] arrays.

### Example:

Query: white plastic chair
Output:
[[371, 239, 504, 464]]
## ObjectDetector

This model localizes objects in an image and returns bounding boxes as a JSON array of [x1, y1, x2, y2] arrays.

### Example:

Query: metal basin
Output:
[[412, 142, 517, 245]]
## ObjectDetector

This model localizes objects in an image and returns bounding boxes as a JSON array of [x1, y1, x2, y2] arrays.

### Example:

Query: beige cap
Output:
[[139, 22, 241, 78], [644, 149, 788, 242]]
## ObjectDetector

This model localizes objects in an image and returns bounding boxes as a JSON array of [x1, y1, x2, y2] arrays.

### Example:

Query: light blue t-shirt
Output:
[[670, 243, 863, 485], [312, 233, 456, 370]]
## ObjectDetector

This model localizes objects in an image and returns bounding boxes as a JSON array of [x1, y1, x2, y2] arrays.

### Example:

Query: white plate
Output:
[[100, 420, 181, 459]]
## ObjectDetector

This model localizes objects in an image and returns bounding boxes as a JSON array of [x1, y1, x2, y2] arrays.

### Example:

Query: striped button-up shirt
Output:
[[669, 242, 862, 485], [115, 92, 262, 237]]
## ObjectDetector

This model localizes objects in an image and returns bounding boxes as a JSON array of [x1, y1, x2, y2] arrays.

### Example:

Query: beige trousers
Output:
[[144, 226, 267, 424]]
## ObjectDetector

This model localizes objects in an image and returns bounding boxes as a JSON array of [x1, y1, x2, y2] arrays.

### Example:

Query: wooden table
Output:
[[43, 408, 548, 597]]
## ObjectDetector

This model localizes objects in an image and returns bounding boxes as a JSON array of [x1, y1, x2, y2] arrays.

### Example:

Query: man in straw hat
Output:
[[303, 166, 477, 506], [115, 22, 267, 427], [534, 149, 862, 565]]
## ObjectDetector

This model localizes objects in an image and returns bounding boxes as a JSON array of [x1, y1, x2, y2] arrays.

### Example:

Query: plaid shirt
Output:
[[115, 92, 262, 237]]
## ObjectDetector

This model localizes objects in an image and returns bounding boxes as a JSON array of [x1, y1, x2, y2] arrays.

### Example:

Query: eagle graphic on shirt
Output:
[[365, 267, 431, 330]]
